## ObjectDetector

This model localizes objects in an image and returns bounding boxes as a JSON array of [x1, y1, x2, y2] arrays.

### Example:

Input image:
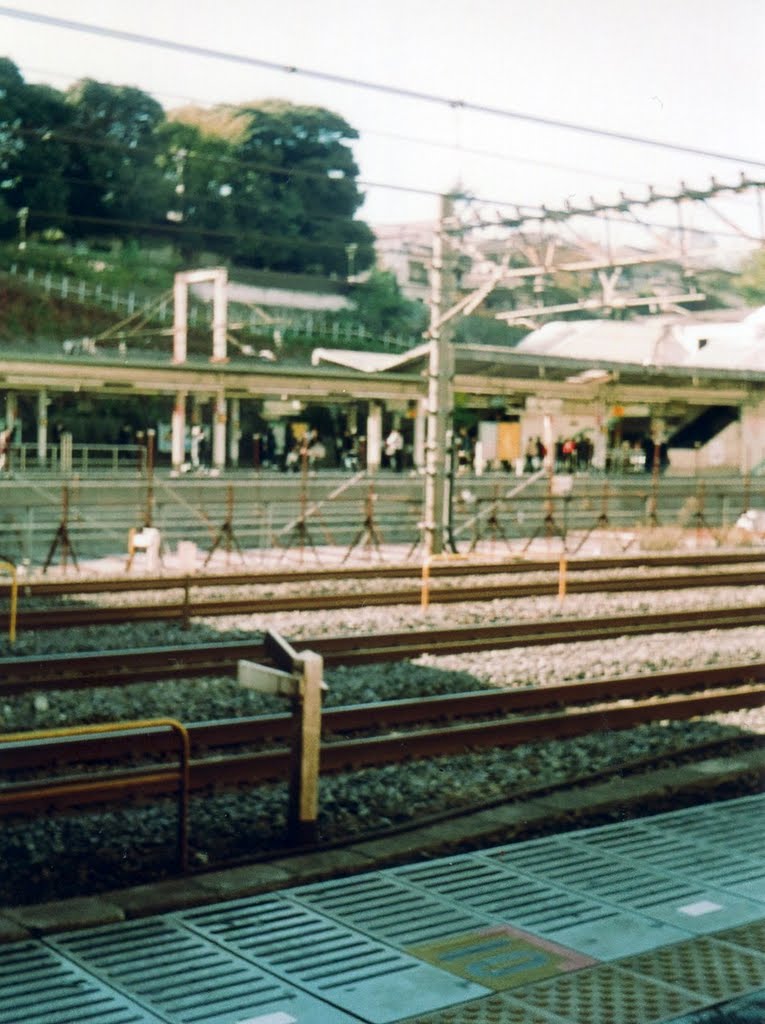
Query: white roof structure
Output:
[[514, 319, 687, 366], [673, 307, 765, 370], [311, 344, 429, 373], [515, 307, 765, 372], [192, 280, 351, 312]]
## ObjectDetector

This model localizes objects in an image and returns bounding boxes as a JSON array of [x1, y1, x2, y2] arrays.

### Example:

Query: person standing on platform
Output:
[[524, 437, 536, 473], [385, 427, 404, 472], [0, 427, 8, 473]]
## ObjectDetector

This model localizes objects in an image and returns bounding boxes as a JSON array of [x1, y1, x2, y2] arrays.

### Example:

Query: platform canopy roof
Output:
[[4, 309, 764, 409], [312, 308, 765, 394], [673, 307, 765, 371], [311, 345, 429, 373], [513, 319, 688, 366], [514, 307, 765, 372]]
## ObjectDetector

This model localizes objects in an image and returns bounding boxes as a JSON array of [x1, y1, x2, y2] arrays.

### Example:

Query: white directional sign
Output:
[[238, 660, 299, 696]]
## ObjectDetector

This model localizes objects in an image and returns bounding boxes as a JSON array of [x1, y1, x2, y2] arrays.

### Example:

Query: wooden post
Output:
[[290, 651, 323, 844], [257, 630, 326, 845]]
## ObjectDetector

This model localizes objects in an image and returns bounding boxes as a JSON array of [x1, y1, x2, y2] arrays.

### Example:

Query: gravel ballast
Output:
[[1, 576, 764, 906]]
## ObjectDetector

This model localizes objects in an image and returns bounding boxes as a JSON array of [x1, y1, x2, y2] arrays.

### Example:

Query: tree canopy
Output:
[[0, 61, 375, 276], [734, 248, 765, 304], [0, 58, 72, 225], [169, 99, 375, 274]]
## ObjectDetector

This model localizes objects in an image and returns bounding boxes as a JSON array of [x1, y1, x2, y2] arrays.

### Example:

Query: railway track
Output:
[[1, 662, 763, 816], [3, 566, 765, 630], [4, 603, 765, 693], [2, 550, 763, 597]]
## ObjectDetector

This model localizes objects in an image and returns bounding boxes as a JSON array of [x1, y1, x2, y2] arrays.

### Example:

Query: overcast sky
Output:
[[1, 0, 763, 246]]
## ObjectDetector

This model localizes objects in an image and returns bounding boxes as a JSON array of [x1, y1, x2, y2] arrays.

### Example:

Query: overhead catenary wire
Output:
[[2, 6, 764, 169], [22, 58, 765, 220], [16, 62, 671, 196], [12, 124, 549, 217], [8, 129, 760, 247]]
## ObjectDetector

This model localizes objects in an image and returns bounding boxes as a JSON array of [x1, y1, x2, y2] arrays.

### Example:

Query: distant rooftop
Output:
[[190, 268, 353, 313]]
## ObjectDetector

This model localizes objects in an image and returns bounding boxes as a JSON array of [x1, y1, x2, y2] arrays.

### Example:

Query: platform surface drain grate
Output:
[[644, 795, 765, 860], [0, 940, 162, 1024], [287, 871, 485, 947], [48, 917, 357, 1023], [179, 892, 488, 1022], [395, 854, 688, 958], [569, 819, 765, 902], [483, 836, 763, 932]]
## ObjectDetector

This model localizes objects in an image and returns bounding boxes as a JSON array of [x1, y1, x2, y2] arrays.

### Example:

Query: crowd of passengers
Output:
[[247, 424, 668, 476]]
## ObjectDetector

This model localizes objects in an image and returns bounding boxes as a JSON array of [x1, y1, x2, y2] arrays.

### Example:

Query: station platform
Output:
[[2, 794, 764, 1024]]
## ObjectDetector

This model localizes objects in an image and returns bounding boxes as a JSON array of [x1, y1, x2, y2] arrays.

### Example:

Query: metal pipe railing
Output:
[[0, 560, 18, 645], [0, 717, 191, 872]]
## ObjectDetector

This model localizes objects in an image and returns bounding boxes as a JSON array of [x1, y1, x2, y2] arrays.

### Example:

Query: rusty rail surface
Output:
[[3, 567, 765, 631], [2, 604, 765, 694], [4, 660, 764, 770], [1, 668, 763, 817], [1, 550, 763, 598]]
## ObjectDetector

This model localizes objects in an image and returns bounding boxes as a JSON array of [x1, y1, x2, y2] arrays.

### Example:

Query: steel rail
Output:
[[3, 661, 764, 774], [1, 683, 762, 816], [3, 604, 765, 694], [2, 550, 763, 597], [4, 567, 765, 631]]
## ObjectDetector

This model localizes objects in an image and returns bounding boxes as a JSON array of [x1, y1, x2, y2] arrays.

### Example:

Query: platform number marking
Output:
[[408, 925, 597, 991]]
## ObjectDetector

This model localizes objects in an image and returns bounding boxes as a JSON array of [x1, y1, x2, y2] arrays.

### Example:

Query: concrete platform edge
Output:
[[2, 748, 762, 941]]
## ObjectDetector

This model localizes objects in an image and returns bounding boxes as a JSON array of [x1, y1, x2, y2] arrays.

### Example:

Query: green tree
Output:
[[0, 59, 71, 235], [733, 248, 765, 304], [156, 119, 239, 260], [64, 79, 168, 238], [173, 99, 375, 274], [348, 269, 427, 335]]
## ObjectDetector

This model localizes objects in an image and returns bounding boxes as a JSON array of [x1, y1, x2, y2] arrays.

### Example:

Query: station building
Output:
[[314, 306, 765, 476], [1, 306, 765, 476]]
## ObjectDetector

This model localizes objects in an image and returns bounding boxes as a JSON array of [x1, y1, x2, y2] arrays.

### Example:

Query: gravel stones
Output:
[[1, 568, 764, 906]]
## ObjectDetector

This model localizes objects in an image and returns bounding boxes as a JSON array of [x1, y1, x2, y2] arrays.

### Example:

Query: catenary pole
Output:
[[424, 194, 456, 558]]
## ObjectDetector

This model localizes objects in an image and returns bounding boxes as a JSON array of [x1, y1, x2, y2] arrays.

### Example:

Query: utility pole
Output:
[[423, 194, 456, 557]]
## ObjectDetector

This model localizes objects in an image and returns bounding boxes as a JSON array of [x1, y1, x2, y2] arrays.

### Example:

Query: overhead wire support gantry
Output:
[[436, 174, 765, 327]]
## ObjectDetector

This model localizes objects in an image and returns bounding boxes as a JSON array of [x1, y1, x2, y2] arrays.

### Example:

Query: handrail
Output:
[[0, 560, 18, 645], [0, 717, 190, 872]]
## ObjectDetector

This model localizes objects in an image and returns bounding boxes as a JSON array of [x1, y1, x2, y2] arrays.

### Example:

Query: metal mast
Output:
[[423, 194, 456, 557]]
